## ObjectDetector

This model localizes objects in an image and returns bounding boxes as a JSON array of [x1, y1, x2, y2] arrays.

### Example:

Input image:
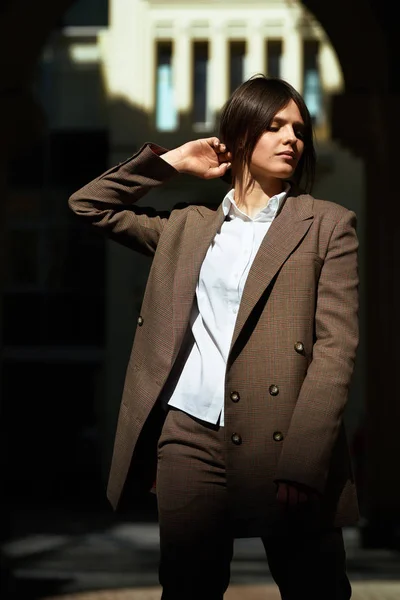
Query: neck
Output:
[[234, 176, 285, 218]]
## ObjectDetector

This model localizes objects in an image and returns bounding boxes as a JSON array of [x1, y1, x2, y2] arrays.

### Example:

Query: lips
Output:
[[277, 152, 295, 159]]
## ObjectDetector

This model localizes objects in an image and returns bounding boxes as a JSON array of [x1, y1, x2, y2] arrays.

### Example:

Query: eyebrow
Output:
[[272, 116, 305, 128]]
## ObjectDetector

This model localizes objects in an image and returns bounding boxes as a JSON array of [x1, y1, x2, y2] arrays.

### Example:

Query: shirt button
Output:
[[294, 341, 305, 353], [232, 307, 238, 314], [269, 384, 279, 396], [273, 431, 284, 442], [230, 391, 240, 402], [231, 433, 242, 445], [137, 316, 144, 326]]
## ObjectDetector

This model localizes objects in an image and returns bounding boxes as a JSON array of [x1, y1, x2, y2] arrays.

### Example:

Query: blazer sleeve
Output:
[[275, 209, 359, 494], [68, 143, 178, 256]]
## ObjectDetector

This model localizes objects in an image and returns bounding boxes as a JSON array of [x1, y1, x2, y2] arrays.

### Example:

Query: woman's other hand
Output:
[[161, 137, 232, 179], [276, 481, 320, 510]]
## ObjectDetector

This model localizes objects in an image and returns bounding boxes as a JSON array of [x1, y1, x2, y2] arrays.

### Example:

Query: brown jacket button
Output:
[[269, 384, 279, 396], [294, 341, 304, 353], [231, 433, 242, 445], [273, 431, 284, 442], [230, 391, 240, 402], [137, 316, 144, 326]]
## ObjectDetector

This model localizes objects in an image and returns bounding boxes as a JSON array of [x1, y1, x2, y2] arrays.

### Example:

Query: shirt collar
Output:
[[221, 183, 290, 221]]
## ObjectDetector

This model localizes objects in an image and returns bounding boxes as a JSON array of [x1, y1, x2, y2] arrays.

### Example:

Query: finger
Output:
[[207, 138, 228, 154], [205, 137, 221, 148], [204, 162, 231, 180], [218, 151, 232, 163]]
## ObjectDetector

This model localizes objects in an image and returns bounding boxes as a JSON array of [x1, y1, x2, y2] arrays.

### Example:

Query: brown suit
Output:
[[68, 142, 360, 532]]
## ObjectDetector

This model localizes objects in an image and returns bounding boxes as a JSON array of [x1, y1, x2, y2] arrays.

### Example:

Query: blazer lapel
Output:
[[230, 194, 314, 350], [171, 204, 226, 365], [170, 194, 314, 367]]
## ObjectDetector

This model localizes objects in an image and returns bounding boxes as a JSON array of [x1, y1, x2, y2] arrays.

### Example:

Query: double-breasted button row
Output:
[[232, 387, 280, 399], [137, 316, 144, 326], [231, 432, 283, 444], [294, 341, 304, 353]]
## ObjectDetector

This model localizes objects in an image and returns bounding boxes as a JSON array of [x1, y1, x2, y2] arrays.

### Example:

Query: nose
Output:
[[282, 125, 296, 144]]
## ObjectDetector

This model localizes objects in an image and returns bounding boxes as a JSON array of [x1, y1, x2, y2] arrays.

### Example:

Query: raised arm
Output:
[[68, 143, 178, 255], [68, 138, 232, 255]]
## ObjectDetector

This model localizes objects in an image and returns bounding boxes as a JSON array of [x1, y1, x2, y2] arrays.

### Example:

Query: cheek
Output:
[[294, 144, 305, 166], [254, 144, 274, 162], [298, 141, 305, 156]]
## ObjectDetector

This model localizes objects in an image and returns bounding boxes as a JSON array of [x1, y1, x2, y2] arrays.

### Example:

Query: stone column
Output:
[[209, 25, 228, 120], [108, 0, 146, 104], [245, 23, 265, 79], [174, 20, 192, 117], [281, 16, 302, 92]]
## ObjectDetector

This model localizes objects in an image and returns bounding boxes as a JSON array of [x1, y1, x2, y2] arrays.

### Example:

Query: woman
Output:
[[68, 75, 359, 600]]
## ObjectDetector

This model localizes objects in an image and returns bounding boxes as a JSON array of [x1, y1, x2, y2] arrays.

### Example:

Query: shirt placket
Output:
[[237, 218, 255, 303]]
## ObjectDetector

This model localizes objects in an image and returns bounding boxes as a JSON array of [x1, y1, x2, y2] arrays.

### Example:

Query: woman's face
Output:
[[248, 99, 305, 183]]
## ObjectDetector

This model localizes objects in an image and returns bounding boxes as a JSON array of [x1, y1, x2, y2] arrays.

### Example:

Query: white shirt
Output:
[[166, 186, 289, 425]]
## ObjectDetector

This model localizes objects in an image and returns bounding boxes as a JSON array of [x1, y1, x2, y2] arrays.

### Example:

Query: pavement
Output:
[[2, 505, 400, 600]]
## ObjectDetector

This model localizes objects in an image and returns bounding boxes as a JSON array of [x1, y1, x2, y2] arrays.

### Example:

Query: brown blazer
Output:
[[68, 143, 360, 531]]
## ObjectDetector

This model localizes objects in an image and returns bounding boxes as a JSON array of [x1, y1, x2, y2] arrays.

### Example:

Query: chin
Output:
[[275, 169, 295, 179]]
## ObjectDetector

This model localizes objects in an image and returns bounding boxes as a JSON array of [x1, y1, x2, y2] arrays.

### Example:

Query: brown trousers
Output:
[[156, 407, 352, 600]]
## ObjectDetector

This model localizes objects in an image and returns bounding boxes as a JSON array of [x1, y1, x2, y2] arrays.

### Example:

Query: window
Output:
[[229, 41, 246, 95], [8, 130, 109, 190], [4, 130, 108, 346], [303, 40, 322, 123], [193, 42, 209, 125], [155, 42, 177, 131], [266, 40, 283, 78]]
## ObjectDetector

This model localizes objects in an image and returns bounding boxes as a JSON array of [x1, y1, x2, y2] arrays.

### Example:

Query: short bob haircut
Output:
[[218, 74, 316, 197]]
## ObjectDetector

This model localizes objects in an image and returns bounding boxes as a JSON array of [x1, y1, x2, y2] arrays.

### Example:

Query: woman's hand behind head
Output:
[[161, 138, 232, 179]]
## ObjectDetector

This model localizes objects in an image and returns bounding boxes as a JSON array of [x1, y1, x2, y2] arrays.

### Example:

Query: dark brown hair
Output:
[[218, 74, 316, 197]]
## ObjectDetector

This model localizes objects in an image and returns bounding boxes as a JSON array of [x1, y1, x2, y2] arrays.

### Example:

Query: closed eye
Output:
[[267, 125, 304, 139]]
